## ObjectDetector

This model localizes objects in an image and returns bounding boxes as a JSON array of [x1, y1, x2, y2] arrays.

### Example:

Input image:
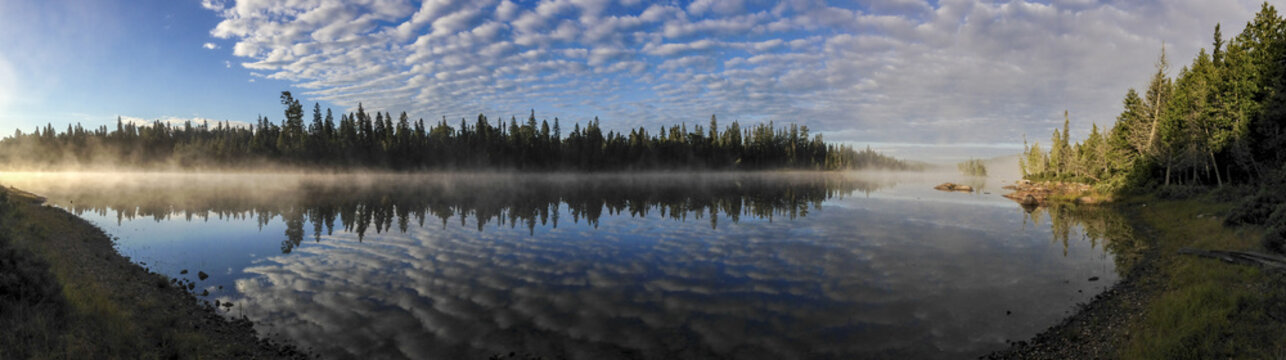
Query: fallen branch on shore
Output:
[[1177, 248, 1286, 272]]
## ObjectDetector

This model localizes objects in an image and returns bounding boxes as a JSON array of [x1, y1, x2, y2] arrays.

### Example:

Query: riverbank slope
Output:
[[991, 195, 1286, 358], [0, 186, 303, 359]]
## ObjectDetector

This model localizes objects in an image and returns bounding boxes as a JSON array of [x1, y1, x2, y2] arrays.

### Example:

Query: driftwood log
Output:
[[1177, 248, 1286, 272]]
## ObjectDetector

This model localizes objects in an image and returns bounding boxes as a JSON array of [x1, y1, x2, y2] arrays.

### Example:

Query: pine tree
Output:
[[1144, 44, 1173, 159]]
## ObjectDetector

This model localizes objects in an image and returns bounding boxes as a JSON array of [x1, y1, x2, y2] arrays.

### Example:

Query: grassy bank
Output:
[[0, 186, 301, 359], [1121, 195, 1286, 358], [993, 193, 1286, 359]]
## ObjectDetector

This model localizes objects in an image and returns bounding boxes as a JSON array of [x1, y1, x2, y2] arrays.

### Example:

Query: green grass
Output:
[[1121, 195, 1286, 359]]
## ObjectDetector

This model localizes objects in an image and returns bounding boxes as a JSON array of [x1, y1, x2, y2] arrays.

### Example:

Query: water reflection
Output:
[[1024, 203, 1145, 274], [10, 172, 885, 249], [0, 172, 1140, 359]]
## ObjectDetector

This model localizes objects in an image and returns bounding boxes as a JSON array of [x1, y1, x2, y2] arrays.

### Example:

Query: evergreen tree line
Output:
[[1021, 3, 1286, 191], [0, 92, 916, 172]]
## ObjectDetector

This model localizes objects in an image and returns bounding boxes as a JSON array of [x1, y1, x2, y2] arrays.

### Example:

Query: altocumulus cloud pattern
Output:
[[203, 0, 1260, 143]]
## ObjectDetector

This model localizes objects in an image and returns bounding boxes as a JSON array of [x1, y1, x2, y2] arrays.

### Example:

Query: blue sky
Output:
[[0, 1, 296, 131], [0, 0, 1277, 161]]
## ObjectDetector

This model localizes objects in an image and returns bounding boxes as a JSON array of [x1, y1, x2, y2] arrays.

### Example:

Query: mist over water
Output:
[[0, 171, 1135, 359]]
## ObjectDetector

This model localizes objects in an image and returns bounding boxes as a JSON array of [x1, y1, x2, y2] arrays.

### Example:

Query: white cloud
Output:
[[687, 0, 747, 16], [643, 39, 719, 56], [495, 0, 519, 21], [202, 0, 1272, 148], [203, 42, 219, 50], [200, 0, 225, 11]]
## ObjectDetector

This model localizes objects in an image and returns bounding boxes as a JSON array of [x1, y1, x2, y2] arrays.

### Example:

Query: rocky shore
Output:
[[1001, 180, 1102, 207], [984, 208, 1161, 359]]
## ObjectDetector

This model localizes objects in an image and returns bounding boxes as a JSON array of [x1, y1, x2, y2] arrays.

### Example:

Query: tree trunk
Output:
[[1210, 152, 1223, 187], [1165, 161, 1171, 186]]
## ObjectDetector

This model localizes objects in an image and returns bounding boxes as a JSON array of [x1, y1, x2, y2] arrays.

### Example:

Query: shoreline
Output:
[[989, 195, 1286, 358], [0, 186, 305, 358], [1001, 180, 1109, 208], [5, 182, 1281, 358], [985, 200, 1161, 359]]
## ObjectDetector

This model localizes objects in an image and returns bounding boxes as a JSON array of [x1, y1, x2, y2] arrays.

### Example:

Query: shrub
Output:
[[1155, 185, 1209, 200], [1264, 226, 1286, 254], [1225, 191, 1285, 226], [1209, 185, 1256, 202], [1264, 207, 1286, 254]]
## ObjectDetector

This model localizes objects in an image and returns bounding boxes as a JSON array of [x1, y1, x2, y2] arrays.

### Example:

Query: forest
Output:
[[1020, 4, 1286, 193], [0, 93, 915, 172], [1018, 3, 1286, 251]]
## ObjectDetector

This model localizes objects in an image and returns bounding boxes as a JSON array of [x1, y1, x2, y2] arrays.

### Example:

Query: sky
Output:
[[0, 0, 1278, 162]]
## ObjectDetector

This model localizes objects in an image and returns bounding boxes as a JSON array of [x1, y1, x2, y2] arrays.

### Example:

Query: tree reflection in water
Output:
[[0, 172, 1144, 359], [1021, 202, 1146, 275], [14, 172, 889, 253]]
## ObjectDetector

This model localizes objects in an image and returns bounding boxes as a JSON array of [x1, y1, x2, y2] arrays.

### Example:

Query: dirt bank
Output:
[[0, 186, 305, 359]]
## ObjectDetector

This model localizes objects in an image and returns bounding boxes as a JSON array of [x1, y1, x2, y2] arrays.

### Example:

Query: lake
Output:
[[0, 171, 1141, 359]]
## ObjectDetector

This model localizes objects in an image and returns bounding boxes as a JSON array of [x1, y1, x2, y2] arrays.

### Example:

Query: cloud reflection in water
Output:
[[0, 172, 1131, 359], [230, 198, 1121, 360]]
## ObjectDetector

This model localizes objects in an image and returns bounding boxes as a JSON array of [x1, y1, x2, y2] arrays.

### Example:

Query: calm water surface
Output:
[[0, 172, 1140, 359]]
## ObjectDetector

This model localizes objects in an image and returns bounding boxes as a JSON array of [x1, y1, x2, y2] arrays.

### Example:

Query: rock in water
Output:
[[934, 182, 975, 192], [198, 271, 209, 281]]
